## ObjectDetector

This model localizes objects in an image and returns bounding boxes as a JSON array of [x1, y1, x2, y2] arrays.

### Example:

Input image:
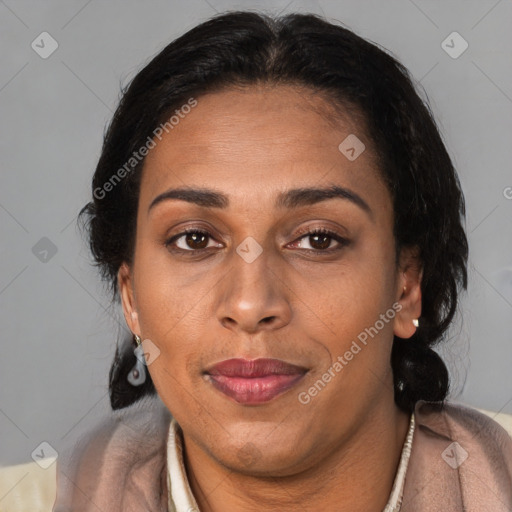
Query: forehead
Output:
[[139, 84, 387, 210]]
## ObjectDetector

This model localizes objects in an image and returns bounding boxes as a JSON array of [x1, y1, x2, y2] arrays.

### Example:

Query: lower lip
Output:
[[207, 374, 305, 404]]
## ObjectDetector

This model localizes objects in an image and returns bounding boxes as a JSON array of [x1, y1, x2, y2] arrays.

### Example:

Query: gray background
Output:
[[1, 0, 511, 466]]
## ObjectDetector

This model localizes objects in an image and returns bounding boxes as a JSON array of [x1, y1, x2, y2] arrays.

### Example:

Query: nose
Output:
[[215, 248, 292, 334]]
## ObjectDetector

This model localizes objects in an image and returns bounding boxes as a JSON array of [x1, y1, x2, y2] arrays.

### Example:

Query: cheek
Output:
[[315, 250, 397, 351], [301, 240, 398, 398], [133, 236, 212, 335], [131, 247, 209, 391], [299, 290, 397, 422], [136, 283, 208, 420]]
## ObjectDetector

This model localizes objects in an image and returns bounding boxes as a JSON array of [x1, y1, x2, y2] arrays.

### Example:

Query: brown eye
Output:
[[166, 229, 221, 252], [290, 227, 349, 253], [309, 233, 332, 250], [184, 231, 209, 249]]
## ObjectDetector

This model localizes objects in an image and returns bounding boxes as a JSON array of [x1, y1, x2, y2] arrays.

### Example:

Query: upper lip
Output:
[[205, 358, 308, 378]]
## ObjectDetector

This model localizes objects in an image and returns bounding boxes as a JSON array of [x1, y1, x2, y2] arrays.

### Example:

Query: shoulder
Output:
[[413, 399, 512, 474], [71, 394, 172, 458], [0, 397, 172, 512], [402, 400, 512, 511], [415, 399, 512, 449], [472, 405, 512, 438], [0, 397, 171, 512], [54, 395, 172, 510]]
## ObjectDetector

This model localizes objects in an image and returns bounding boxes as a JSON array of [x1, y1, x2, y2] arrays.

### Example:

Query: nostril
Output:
[[222, 317, 236, 327]]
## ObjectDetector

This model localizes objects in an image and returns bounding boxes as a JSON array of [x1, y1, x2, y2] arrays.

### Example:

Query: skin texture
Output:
[[119, 84, 423, 512]]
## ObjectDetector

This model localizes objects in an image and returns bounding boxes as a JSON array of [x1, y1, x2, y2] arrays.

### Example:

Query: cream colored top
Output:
[[166, 413, 416, 512]]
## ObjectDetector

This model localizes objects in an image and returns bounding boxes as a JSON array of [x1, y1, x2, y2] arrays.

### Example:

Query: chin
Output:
[[210, 431, 313, 477]]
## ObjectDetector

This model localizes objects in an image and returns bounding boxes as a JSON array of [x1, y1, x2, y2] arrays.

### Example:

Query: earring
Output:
[[127, 334, 147, 387], [412, 318, 419, 327]]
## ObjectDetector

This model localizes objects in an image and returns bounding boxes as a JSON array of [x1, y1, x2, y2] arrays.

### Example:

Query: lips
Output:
[[205, 358, 307, 405]]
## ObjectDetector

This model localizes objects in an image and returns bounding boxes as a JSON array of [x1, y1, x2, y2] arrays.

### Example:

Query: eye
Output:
[[165, 229, 222, 252], [165, 227, 349, 255], [290, 227, 349, 253]]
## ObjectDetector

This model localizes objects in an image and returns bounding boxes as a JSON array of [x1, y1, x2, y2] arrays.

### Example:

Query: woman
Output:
[[7, 9, 511, 512]]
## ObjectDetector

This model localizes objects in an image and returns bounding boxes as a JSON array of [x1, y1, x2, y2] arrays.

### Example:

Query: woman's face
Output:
[[119, 84, 421, 476]]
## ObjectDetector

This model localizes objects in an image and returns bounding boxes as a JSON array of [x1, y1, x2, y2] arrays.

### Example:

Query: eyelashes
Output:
[[164, 226, 350, 255], [289, 227, 350, 252], [166, 228, 220, 252]]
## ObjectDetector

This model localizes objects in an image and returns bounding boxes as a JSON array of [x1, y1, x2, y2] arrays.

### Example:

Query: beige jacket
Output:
[[1, 398, 512, 511]]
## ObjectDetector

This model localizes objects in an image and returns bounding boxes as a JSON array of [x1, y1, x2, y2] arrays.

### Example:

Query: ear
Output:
[[118, 262, 141, 336], [393, 246, 423, 339]]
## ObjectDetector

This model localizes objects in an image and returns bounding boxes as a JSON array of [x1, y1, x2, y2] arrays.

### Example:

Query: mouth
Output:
[[204, 358, 308, 405]]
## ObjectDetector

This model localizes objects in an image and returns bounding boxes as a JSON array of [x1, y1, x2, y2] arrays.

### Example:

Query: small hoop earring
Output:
[[412, 318, 419, 327], [127, 334, 147, 387]]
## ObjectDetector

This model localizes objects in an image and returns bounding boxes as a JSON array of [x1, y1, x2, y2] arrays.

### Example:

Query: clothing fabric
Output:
[[45, 397, 512, 511], [383, 412, 416, 511]]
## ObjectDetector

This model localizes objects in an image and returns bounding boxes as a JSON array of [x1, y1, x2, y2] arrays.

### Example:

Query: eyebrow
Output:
[[148, 184, 373, 218]]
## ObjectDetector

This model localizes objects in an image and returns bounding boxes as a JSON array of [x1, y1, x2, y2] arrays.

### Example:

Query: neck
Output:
[[182, 402, 410, 512]]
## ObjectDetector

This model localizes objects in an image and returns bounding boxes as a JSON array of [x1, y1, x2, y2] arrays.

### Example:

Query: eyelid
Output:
[[165, 227, 222, 252], [164, 224, 350, 255], [289, 226, 350, 252]]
